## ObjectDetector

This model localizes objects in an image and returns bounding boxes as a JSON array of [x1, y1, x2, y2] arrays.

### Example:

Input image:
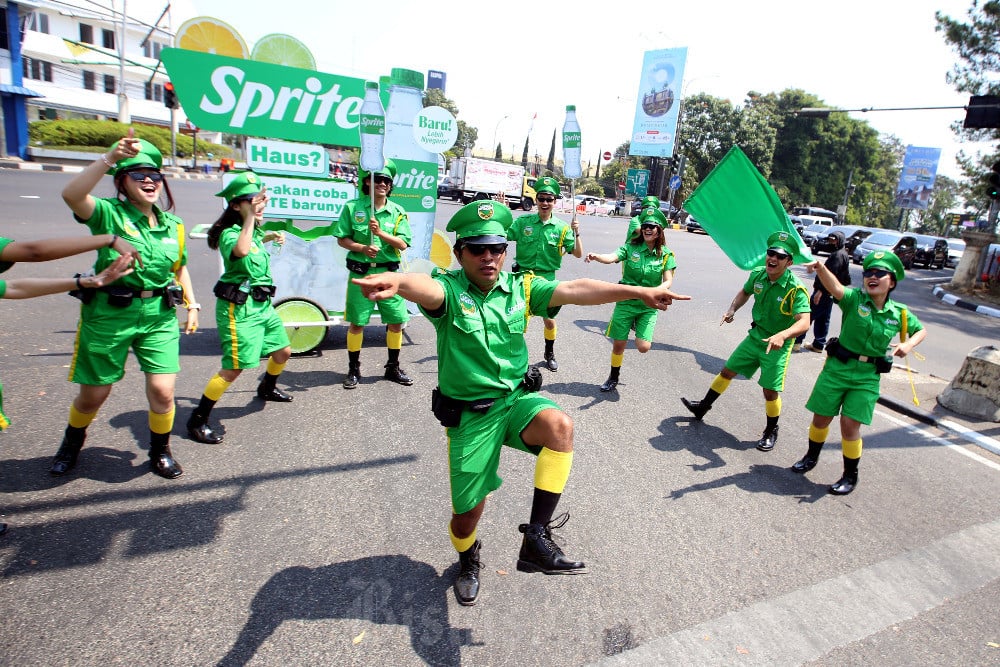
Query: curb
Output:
[[0, 159, 221, 181], [878, 394, 1000, 456], [932, 285, 1000, 319]]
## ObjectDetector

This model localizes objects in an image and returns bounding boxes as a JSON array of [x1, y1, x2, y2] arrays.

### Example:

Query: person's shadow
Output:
[[667, 463, 829, 504], [217, 555, 478, 666]]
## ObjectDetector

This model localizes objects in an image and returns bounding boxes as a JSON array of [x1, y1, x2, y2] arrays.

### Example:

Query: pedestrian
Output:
[[186, 172, 293, 445], [1, 238, 135, 536], [507, 176, 582, 371], [585, 207, 676, 392], [625, 195, 662, 241], [680, 231, 810, 452], [795, 230, 850, 353], [49, 133, 200, 480], [791, 250, 925, 495], [352, 200, 689, 606], [333, 159, 413, 389]]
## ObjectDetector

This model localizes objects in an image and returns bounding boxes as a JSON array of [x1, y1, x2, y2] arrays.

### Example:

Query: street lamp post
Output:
[[492, 115, 510, 161]]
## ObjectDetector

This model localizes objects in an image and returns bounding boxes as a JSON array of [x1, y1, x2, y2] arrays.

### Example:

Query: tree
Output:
[[547, 129, 556, 174], [494, 143, 502, 161], [521, 135, 529, 170]]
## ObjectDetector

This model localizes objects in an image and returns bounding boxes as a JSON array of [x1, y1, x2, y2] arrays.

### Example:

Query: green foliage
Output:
[[28, 119, 231, 157]]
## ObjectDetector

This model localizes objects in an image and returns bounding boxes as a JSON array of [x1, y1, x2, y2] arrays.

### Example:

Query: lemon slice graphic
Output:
[[251, 33, 316, 70]]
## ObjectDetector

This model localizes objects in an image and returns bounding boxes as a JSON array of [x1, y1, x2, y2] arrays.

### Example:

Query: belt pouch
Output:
[[431, 388, 464, 427], [105, 286, 134, 308], [346, 259, 370, 275], [214, 281, 248, 305], [164, 284, 184, 308]]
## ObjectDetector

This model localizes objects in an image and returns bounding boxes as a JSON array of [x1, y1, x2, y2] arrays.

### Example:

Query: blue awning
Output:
[[0, 84, 44, 98]]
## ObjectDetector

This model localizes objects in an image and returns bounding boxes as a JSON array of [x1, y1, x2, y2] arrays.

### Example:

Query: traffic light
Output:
[[988, 161, 1000, 200], [163, 82, 178, 110]]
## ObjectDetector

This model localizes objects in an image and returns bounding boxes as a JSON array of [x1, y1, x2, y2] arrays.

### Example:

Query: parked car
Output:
[[800, 223, 835, 247], [686, 217, 707, 234], [946, 239, 966, 268], [437, 175, 459, 199], [845, 227, 877, 255], [851, 230, 917, 269], [811, 225, 863, 255], [912, 234, 949, 269]]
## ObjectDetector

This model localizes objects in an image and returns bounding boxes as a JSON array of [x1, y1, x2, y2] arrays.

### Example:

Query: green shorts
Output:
[[605, 299, 658, 341], [217, 300, 291, 370], [345, 268, 410, 326], [725, 331, 794, 392], [446, 388, 560, 515], [805, 357, 881, 425], [69, 292, 181, 385]]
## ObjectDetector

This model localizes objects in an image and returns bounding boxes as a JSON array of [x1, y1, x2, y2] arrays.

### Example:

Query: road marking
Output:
[[19, 195, 40, 199], [874, 409, 1000, 468], [592, 517, 1000, 666], [911, 275, 950, 282]]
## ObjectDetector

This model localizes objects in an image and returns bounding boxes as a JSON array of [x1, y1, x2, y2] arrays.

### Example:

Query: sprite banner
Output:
[[161, 48, 367, 146]]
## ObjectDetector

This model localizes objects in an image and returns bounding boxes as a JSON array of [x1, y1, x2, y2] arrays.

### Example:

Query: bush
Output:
[[29, 119, 232, 158]]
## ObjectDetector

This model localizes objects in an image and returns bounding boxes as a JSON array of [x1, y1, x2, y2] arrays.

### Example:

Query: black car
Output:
[[912, 234, 948, 269], [437, 175, 460, 200], [685, 217, 707, 234], [811, 225, 863, 255], [844, 227, 876, 255]]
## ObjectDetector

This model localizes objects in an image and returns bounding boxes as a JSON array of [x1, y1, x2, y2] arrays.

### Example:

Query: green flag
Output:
[[683, 146, 813, 269]]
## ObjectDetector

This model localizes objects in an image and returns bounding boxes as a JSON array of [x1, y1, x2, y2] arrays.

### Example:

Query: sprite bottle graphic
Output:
[[359, 81, 386, 173], [562, 104, 582, 180]]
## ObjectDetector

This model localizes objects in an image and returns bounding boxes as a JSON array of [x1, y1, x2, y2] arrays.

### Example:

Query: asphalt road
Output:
[[1, 170, 998, 666]]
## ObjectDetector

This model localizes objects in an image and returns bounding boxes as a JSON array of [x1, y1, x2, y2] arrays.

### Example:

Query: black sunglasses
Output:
[[125, 171, 164, 182], [862, 268, 891, 279], [537, 196, 556, 203], [464, 242, 508, 256], [372, 174, 393, 185], [640, 223, 659, 231], [766, 248, 791, 259]]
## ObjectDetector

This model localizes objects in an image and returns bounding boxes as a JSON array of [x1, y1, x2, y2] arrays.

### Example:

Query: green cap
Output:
[[863, 249, 905, 282], [641, 195, 660, 210], [638, 207, 667, 228], [215, 171, 263, 203], [447, 200, 513, 243], [106, 138, 162, 175], [766, 231, 797, 258], [534, 176, 560, 197], [358, 158, 397, 184]]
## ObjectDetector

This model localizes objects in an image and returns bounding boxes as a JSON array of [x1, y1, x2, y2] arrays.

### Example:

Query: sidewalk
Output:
[[931, 283, 1000, 319], [0, 157, 222, 180]]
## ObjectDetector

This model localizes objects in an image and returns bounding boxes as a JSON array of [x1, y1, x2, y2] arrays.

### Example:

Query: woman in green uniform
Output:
[[50, 133, 201, 480], [333, 160, 413, 389], [624, 195, 662, 242], [586, 207, 676, 392], [792, 250, 925, 495], [186, 172, 293, 445]]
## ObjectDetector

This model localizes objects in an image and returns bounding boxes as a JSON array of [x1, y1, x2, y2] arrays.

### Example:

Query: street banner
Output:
[[246, 138, 329, 178], [630, 48, 687, 158], [161, 47, 366, 146], [684, 146, 813, 269], [894, 146, 941, 210]]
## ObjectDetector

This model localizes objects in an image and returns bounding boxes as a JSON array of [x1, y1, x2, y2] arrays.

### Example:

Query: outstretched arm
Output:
[[63, 129, 139, 220], [1, 234, 141, 267], [352, 271, 445, 311], [584, 252, 618, 264], [550, 278, 690, 310], [2, 255, 134, 299], [804, 260, 846, 302], [721, 288, 752, 326]]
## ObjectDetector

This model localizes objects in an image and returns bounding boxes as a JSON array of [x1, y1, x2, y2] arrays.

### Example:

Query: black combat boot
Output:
[[384, 362, 413, 386], [256, 373, 293, 402], [543, 344, 559, 372], [829, 456, 860, 495], [186, 410, 223, 444], [343, 361, 361, 389], [454, 540, 483, 606], [756, 424, 779, 452], [50, 426, 86, 476], [791, 439, 824, 473], [599, 366, 620, 392], [681, 388, 720, 421], [149, 441, 183, 479], [516, 513, 587, 575]]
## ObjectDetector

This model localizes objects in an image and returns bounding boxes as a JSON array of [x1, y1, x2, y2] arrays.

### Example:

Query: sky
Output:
[[164, 0, 991, 182]]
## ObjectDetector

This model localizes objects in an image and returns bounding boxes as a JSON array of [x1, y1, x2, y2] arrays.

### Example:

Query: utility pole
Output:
[[115, 0, 131, 124]]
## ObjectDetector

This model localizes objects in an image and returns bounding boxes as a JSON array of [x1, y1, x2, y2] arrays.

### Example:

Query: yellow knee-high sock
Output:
[[534, 448, 573, 494], [842, 438, 863, 460], [809, 423, 830, 443], [149, 406, 175, 435], [710, 374, 732, 394], [386, 330, 402, 350], [765, 397, 782, 418], [449, 524, 477, 553], [610, 352, 624, 368], [266, 358, 286, 376], [347, 331, 363, 353], [68, 405, 98, 429], [203, 374, 232, 402], [544, 325, 557, 341]]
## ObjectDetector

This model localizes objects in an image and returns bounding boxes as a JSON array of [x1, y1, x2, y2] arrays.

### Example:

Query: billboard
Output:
[[894, 146, 941, 210], [629, 48, 687, 158]]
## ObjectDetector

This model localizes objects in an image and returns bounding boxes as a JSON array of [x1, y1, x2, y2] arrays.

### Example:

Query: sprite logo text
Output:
[[563, 132, 581, 148], [360, 114, 385, 135]]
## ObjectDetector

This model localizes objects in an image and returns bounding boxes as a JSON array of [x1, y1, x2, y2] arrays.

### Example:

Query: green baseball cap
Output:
[[534, 176, 560, 197], [358, 158, 397, 183], [447, 200, 513, 243], [863, 250, 905, 282], [106, 138, 162, 175], [638, 207, 668, 228], [766, 231, 797, 258], [215, 171, 264, 203]]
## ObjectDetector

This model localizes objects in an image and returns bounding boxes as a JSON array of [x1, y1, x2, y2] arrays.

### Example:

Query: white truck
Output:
[[450, 157, 528, 209]]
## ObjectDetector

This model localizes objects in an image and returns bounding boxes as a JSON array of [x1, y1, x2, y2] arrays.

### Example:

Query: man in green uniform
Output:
[[507, 176, 581, 371], [681, 231, 810, 451], [792, 250, 925, 495], [352, 200, 689, 606], [334, 159, 413, 389]]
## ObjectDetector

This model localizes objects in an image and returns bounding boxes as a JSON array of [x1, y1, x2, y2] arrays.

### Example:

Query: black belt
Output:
[[840, 347, 878, 363], [99, 286, 165, 299]]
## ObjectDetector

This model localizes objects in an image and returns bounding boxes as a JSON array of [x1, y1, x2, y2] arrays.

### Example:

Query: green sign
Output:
[[161, 48, 366, 146], [626, 168, 650, 196]]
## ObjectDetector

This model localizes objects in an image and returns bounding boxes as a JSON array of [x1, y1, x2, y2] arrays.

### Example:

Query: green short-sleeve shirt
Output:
[[509, 214, 576, 273], [0, 236, 15, 274], [218, 226, 273, 286], [78, 198, 186, 289], [332, 198, 411, 264], [420, 269, 560, 400], [742, 266, 810, 337], [836, 287, 923, 357], [614, 243, 676, 288]]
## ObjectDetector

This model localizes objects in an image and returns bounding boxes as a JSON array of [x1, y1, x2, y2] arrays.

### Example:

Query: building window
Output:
[[0, 9, 8, 51], [143, 41, 164, 59], [80, 23, 93, 44], [145, 81, 163, 102], [104, 75, 116, 94], [102, 29, 115, 50], [83, 71, 96, 90], [23, 57, 53, 82], [27, 12, 50, 34]]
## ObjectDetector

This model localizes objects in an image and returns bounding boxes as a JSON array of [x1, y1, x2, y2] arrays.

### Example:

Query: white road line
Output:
[[874, 409, 1000, 471], [593, 518, 1000, 666]]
